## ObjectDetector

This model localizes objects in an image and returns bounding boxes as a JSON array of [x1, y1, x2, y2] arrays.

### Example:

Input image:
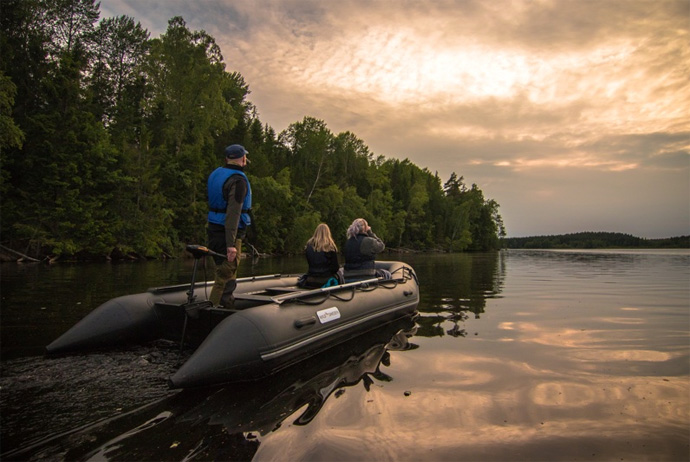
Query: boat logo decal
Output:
[[316, 307, 341, 324]]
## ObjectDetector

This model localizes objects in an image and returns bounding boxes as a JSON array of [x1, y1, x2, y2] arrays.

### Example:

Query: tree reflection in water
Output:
[[411, 251, 505, 338]]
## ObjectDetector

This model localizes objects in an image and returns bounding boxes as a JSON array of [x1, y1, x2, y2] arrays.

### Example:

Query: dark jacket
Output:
[[301, 244, 340, 288], [343, 231, 385, 278], [306, 244, 340, 276]]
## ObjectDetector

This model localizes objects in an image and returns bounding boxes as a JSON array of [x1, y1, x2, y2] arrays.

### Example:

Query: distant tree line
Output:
[[503, 232, 690, 249], [0, 0, 505, 261]]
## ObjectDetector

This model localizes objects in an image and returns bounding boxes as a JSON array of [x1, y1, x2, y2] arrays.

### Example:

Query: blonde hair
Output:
[[307, 223, 338, 252], [346, 218, 368, 239]]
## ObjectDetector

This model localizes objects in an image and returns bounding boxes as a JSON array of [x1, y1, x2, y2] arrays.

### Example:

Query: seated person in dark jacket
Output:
[[343, 218, 391, 282], [299, 223, 341, 288]]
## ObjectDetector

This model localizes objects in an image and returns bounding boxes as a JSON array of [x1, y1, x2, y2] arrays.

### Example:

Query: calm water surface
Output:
[[1, 250, 688, 461]]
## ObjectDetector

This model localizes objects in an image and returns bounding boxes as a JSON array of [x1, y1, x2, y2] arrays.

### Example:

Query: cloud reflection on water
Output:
[[254, 362, 688, 461], [250, 250, 687, 461]]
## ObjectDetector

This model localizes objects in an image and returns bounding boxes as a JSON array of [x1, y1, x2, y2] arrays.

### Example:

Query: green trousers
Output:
[[210, 238, 241, 307]]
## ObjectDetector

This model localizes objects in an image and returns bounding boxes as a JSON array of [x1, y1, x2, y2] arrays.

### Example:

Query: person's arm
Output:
[[361, 230, 385, 256], [223, 176, 247, 260]]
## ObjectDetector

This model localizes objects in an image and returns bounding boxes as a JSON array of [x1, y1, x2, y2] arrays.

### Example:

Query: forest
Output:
[[0, 0, 504, 261], [503, 232, 690, 249]]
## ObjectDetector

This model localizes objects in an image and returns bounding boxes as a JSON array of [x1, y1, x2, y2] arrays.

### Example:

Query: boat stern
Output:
[[168, 313, 268, 389], [45, 293, 161, 355]]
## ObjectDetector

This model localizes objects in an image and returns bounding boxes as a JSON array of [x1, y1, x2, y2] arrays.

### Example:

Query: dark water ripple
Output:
[[1, 342, 183, 457], [1, 316, 417, 462]]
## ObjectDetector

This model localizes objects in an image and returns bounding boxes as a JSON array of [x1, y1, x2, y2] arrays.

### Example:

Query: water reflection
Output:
[[2, 250, 688, 461], [0, 260, 202, 358], [409, 251, 505, 338], [1, 316, 418, 461]]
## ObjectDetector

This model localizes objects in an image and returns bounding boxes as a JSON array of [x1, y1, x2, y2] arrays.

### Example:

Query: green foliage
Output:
[[285, 213, 322, 255], [0, 72, 25, 212], [87, 15, 150, 129], [0, 72, 24, 151], [249, 172, 294, 254], [504, 232, 690, 249], [0, 2, 505, 259]]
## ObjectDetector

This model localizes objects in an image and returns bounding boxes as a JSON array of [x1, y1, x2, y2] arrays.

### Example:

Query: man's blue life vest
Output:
[[207, 167, 252, 228]]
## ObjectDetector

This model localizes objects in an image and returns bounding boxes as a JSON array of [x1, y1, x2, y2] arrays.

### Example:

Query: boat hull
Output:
[[169, 284, 418, 387], [46, 261, 420, 388], [45, 274, 299, 354]]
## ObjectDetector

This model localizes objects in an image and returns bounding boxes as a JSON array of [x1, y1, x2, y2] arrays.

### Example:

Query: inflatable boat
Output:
[[45, 246, 420, 389]]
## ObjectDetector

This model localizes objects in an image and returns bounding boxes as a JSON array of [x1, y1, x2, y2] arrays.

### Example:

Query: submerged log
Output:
[[0, 244, 41, 262]]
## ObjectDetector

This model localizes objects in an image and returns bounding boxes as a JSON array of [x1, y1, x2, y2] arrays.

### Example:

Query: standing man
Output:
[[207, 144, 252, 308]]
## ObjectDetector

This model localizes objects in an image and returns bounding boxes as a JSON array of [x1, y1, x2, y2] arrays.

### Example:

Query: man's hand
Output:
[[226, 246, 237, 261]]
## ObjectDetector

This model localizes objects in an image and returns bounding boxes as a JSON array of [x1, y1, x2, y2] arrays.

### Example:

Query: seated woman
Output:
[[343, 218, 391, 282], [299, 223, 341, 289]]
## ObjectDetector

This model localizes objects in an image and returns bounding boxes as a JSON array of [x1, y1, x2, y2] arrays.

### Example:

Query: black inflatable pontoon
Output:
[[45, 246, 420, 388]]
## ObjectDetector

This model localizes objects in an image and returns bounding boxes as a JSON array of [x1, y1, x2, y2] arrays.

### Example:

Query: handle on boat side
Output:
[[294, 316, 317, 328]]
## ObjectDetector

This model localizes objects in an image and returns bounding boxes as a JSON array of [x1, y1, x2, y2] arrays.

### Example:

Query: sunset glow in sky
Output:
[[100, 0, 689, 238]]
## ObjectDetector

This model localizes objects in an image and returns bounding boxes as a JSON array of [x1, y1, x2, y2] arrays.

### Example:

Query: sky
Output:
[[98, 0, 690, 238]]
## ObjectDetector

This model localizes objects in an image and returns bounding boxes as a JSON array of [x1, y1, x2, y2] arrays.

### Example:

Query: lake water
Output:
[[1, 249, 688, 461]]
